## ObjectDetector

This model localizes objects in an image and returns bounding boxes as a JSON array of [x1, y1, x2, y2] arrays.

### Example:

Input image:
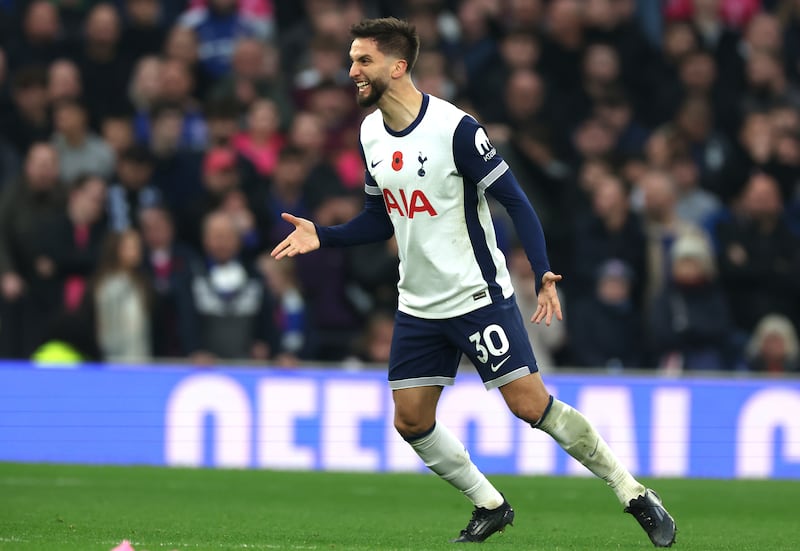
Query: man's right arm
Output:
[[316, 192, 394, 247]]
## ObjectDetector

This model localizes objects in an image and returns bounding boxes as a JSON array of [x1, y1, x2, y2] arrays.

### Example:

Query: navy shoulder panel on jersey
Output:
[[358, 141, 379, 193], [452, 116, 509, 189], [453, 116, 552, 291]]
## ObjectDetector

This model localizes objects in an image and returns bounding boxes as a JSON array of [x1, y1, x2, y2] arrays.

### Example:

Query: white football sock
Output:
[[535, 398, 645, 505], [407, 422, 504, 509]]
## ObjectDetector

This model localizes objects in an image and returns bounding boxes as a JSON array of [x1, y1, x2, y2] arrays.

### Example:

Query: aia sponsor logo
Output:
[[383, 189, 438, 218]]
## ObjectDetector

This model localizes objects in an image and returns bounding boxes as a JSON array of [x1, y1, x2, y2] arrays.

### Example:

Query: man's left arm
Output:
[[453, 116, 550, 291]]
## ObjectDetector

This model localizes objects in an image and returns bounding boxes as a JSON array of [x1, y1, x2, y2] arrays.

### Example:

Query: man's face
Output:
[[75, 177, 107, 223], [54, 104, 86, 136], [25, 144, 59, 190], [349, 38, 392, 108], [210, 0, 238, 16], [204, 215, 240, 262], [139, 209, 173, 250]]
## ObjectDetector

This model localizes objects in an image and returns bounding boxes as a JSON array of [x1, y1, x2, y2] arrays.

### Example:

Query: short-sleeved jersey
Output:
[[360, 94, 513, 319]]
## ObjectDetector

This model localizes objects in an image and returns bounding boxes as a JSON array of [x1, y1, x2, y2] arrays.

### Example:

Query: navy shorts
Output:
[[388, 296, 539, 390]]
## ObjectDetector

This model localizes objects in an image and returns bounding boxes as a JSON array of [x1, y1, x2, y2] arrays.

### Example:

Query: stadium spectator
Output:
[[344, 232, 401, 318], [649, 233, 734, 371], [6, 1, 67, 70], [638, 169, 708, 304], [733, 110, 796, 202], [488, 69, 548, 136], [162, 24, 214, 103], [135, 59, 207, 151], [146, 102, 204, 214], [569, 116, 618, 163], [120, 0, 167, 61], [101, 115, 136, 157], [208, 37, 293, 127], [666, 0, 762, 30], [671, 95, 737, 198], [285, 111, 348, 210], [138, 205, 196, 358], [745, 313, 800, 373], [0, 143, 64, 357], [264, 146, 312, 244], [128, 55, 163, 115], [405, 5, 461, 64], [593, 91, 650, 156], [678, 0, 742, 88], [92, 229, 152, 362], [646, 21, 699, 125], [51, 98, 116, 182], [741, 49, 800, 114], [287, 191, 366, 361], [715, 172, 800, 332], [572, 173, 648, 303], [412, 49, 458, 102], [782, 0, 800, 82], [663, 49, 741, 135], [582, 0, 656, 103], [278, 0, 354, 78], [259, 254, 308, 362], [178, 0, 271, 79], [294, 34, 352, 96], [107, 146, 162, 231], [185, 210, 277, 363], [47, 59, 83, 104], [304, 82, 363, 189], [75, 3, 133, 123], [500, 0, 544, 32], [182, 146, 269, 262], [204, 99, 238, 148], [670, 154, 723, 227], [38, 173, 108, 315], [570, 258, 644, 369], [232, 98, 286, 178], [540, 0, 584, 95], [558, 43, 625, 135], [4, 67, 51, 157]]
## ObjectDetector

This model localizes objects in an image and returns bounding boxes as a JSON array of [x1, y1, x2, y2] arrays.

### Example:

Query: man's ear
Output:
[[391, 59, 408, 79]]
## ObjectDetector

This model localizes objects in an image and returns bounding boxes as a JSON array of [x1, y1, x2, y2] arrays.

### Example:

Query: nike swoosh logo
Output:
[[588, 439, 599, 458], [490, 356, 511, 372], [370, 159, 383, 168]]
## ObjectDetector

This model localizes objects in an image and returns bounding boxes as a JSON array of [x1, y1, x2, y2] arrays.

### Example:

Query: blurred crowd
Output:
[[0, 0, 798, 373]]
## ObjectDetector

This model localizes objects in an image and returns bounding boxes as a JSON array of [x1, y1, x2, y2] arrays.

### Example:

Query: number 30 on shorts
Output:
[[468, 324, 510, 363]]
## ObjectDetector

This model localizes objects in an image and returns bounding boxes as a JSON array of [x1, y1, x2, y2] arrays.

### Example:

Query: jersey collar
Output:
[[383, 93, 430, 137]]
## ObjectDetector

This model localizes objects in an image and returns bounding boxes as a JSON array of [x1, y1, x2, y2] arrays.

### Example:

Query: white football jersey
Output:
[[360, 94, 514, 319]]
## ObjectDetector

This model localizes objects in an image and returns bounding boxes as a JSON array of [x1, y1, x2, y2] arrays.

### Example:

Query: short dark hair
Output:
[[119, 145, 154, 165], [12, 66, 47, 91], [52, 97, 88, 116], [350, 17, 420, 74]]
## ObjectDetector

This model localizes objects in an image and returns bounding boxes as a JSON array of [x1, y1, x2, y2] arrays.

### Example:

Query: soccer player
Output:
[[271, 17, 677, 547]]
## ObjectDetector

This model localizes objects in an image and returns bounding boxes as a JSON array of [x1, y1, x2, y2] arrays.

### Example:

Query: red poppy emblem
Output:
[[392, 151, 403, 171]]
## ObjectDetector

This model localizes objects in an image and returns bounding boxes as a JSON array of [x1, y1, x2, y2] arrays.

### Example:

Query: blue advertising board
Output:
[[1, 364, 799, 479]]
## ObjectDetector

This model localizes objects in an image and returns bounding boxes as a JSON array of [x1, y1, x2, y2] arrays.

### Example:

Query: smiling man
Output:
[[271, 17, 676, 547]]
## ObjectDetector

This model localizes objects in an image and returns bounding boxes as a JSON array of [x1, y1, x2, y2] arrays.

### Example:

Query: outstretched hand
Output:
[[531, 271, 563, 326], [270, 213, 320, 259]]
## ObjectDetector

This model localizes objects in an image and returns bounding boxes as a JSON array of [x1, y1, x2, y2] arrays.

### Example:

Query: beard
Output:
[[356, 77, 389, 108]]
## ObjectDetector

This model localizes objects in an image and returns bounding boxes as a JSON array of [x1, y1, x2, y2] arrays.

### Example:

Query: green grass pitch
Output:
[[0, 463, 797, 550]]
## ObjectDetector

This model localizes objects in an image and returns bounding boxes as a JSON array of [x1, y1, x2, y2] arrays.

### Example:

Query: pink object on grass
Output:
[[110, 541, 135, 551]]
